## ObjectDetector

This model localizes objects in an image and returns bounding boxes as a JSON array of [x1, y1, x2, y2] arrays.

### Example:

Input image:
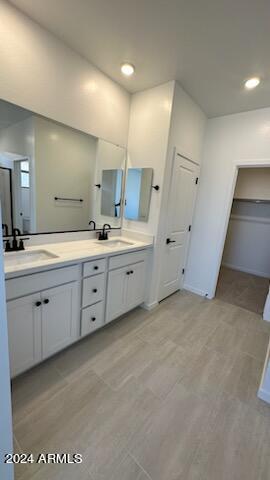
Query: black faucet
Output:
[[89, 220, 96, 230], [98, 223, 111, 241], [3, 228, 29, 252], [2, 223, 9, 237]]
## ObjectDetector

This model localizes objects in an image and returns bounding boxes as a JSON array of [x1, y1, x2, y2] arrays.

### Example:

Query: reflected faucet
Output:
[[2, 223, 8, 237], [89, 220, 96, 230]]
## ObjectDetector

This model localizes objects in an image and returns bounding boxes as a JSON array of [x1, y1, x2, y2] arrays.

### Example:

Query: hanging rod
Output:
[[234, 197, 270, 205], [54, 196, 83, 202]]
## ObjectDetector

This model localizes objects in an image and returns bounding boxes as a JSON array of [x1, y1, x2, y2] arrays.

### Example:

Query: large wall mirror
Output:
[[0, 99, 126, 236], [124, 168, 153, 222]]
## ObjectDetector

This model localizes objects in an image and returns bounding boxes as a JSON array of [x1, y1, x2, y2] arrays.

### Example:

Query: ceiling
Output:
[[9, 0, 270, 117], [0, 99, 31, 130]]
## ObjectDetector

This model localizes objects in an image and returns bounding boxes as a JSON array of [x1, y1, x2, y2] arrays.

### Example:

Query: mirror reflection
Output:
[[0, 99, 126, 235], [124, 168, 153, 222], [100, 169, 123, 218]]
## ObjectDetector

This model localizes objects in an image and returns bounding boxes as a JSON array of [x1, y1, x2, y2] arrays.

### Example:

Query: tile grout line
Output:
[[127, 452, 153, 480]]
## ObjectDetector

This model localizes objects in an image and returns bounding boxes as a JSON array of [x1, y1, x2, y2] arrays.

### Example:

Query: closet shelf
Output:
[[233, 197, 270, 205]]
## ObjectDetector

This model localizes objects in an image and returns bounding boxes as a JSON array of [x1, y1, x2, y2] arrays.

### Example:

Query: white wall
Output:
[[124, 81, 206, 307], [0, 117, 34, 157], [222, 168, 270, 278], [0, 0, 130, 147], [0, 117, 36, 231], [185, 107, 270, 297], [222, 215, 270, 278], [154, 81, 206, 302], [123, 81, 175, 236], [235, 167, 270, 200], [0, 207, 14, 480], [34, 116, 97, 232]]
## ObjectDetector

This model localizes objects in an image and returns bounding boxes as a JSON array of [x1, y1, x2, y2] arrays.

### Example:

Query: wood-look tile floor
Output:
[[12, 290, 270, 480], [216, 266, 269, 315]]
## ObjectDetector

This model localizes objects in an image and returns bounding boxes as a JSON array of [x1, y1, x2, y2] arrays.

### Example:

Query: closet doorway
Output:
[[216, 166, 270, 315]]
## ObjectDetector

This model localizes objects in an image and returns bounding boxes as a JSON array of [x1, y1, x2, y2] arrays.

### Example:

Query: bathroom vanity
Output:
[[0, 97, 155, 379], [4, 237, 152, 377]]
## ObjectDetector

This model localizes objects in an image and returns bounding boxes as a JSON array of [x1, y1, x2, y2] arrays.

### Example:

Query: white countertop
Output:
[[4, 236, 153, 279]]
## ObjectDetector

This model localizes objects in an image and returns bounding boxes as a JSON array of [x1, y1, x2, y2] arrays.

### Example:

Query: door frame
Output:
[[211, 158, 270, 299], [158, 148, 200, 301]]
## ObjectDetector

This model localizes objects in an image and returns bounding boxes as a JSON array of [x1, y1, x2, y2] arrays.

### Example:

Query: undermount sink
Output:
[[4, 249, 58, 268], [95, 239, 134, 248]]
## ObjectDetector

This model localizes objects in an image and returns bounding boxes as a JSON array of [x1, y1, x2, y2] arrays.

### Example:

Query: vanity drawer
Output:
[[83, 258, 106, 277], [6, 265, 80, 301], [108, 250, 147, 271], [82, 273, 105, 307], [81, 301, 104, 336]]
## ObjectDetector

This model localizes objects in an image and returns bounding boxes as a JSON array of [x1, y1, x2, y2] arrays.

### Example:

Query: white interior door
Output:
[[0, 167, 12, 233], [159, 153, 199, 301]]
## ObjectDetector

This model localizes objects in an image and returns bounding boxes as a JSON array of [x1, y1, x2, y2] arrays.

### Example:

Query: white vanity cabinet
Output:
[[41, 282, 79, 360], [80, 258, 106, 337], [6, 265, 80, 377], [106, 251, 147, 324], [7, 293, 42, 378], [5, 247, 150, 377]]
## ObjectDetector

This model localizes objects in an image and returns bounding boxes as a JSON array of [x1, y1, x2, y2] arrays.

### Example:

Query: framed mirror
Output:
[[0, 99, 126, 236], [124, 168, 153, 222], [92, 139, 126, 228]]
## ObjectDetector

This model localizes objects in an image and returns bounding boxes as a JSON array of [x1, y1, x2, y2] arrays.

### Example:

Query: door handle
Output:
[[166, 238, 176, 244]]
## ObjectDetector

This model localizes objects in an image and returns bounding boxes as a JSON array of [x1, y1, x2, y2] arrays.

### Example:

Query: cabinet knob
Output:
[[92, 288, 97, 293], [35, 301, 41, 307], [91, 317, 96, 322], [126, 271, 130, 275], [94, 266, 99, 270], [43, 299, 49, 304], [130, 270, 134, 274]]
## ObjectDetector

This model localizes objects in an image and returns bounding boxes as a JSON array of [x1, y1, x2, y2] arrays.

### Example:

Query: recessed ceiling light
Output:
[[121, 63, 135, 76], [244, 77, 260, 90]]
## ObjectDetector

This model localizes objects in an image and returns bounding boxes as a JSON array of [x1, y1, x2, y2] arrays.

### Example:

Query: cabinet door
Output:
[[106, 266, 128, 324], [41, 282, 79, 360], [126, 261, 146, 311], [7, 293, 42, 377]]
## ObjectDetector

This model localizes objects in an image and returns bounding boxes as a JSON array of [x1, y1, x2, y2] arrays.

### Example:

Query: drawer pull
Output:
[[94, 266, 99, 270], [91, 317, 96, 322], [92, 288, 98, 293], [43, 299, 50, 304], [35, 301, 41, 307]]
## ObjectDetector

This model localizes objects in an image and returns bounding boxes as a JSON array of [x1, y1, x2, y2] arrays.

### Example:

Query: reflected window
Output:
[[20, 160, 29, 188]]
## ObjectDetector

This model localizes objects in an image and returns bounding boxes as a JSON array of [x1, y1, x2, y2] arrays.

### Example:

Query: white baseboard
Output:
[[222, 262, 270, 279], [257, 388, 270, 404], [142, 301, 159, 311], [183, 283, 213, 299]]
